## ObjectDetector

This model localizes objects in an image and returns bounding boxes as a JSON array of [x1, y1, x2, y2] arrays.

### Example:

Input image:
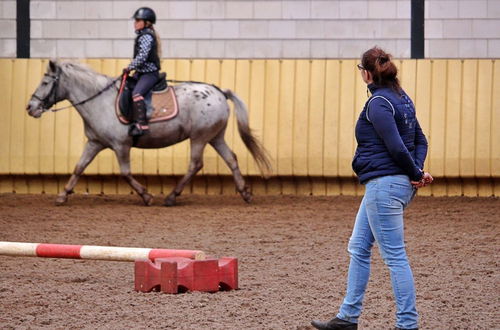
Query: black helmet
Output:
[[133, 7, 156, 24]]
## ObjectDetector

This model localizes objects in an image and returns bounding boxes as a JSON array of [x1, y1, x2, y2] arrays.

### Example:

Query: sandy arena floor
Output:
[[0, 193, 498, 329]]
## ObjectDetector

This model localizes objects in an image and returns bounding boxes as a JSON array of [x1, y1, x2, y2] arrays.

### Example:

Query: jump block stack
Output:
[[134, 257, 238, 294]]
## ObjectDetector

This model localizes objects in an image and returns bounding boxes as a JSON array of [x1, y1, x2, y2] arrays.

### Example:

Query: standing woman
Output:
[[311, 47, 433, 330], [123, 7, 162, 136]]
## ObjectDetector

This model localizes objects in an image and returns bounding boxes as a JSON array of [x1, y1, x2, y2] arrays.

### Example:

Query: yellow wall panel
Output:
[[24, 60, 43, 174], [323, 60, 341, 177], [1, 58, 499, 197], [399, 60, 417, 99], [460, 60, 478, 177], [475, 60, 493, 177], [338, 60, 356, 176], [247, 60, 265, 176], [444, 60, 462, 177], [0, 60, 13, 174], [492, 61, 500, 176], [277, 60, 295, 176], [308, 60, 326, 176], [263, 60, 280, 176], [292, 60, 310, 176], [9, 60, 28, 174], [428, 60, 447, 176]]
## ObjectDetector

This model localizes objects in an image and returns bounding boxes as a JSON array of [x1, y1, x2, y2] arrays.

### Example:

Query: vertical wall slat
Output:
[[444, 60, 462, 178], [338, 60, 356, 177], [460, 60, 478, 178], [277, 60, 295, 176], [24, 60, 43, 174], [263, 60, 280, 177], [10, 59, 28, 174], [0, 60, 13, 174], [308, 60, 326, 177], [293, 60, 310, 176], [475, 60, 493, 177], [428, 60, 447, 178], [247, 60, 265, 176], [492, 61, 500, 179], [323, 60, 341, 177]]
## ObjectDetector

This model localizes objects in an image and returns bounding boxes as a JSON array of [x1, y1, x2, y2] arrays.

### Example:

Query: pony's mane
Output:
[[59, 61, 114, 94]]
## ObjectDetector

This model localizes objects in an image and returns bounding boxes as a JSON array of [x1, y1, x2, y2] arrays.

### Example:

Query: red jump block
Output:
[[134, 257, 238, 294]]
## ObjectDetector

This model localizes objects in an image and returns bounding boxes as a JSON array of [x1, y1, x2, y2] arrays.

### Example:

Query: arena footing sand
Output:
[[0, 194, 497, 329]]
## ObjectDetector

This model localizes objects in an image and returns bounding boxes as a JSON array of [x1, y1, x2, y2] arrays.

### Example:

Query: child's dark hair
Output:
[[361, 47, 401, 92]]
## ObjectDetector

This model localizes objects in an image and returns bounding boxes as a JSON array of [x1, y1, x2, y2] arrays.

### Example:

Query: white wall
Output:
[[0, 0, 499, 58]]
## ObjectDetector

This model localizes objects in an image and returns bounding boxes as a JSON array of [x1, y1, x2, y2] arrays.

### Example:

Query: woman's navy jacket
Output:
[[352, 84, 428, 184]]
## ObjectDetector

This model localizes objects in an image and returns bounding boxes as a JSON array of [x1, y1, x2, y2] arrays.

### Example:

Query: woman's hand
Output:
[[411, 172, 433, 189]]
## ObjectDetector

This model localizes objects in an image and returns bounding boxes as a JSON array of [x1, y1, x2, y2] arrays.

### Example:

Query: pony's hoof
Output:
[[241, 191, 253, 203], [55, 194, 68, 206], [142, 193, 153, 206], [163, 196, 176, 207]]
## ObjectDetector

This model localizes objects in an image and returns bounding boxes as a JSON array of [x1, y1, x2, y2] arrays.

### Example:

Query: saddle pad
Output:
[[115, 86, 179, 125]]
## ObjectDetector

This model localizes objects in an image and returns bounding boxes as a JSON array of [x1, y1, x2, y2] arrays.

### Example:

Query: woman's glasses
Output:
[[357, 64, 365, 71]]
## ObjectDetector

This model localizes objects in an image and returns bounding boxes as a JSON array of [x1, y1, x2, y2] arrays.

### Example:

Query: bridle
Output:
[[31, 71, 121, 113], [31, 72, 60, 112]]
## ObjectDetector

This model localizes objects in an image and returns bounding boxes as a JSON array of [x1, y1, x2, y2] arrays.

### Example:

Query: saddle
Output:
[[115, 72, 178, 125]]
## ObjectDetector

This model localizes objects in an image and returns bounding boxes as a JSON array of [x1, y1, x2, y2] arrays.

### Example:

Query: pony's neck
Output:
[[62, 70, 112, 106]]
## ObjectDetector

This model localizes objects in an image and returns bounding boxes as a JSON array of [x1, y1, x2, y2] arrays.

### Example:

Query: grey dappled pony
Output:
[[26, 60, 271, 206]]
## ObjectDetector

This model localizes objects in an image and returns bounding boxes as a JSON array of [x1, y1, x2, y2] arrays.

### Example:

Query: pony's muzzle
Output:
[[26, 101, 44, 118]]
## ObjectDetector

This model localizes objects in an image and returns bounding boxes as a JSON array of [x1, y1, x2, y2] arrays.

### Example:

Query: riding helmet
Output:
[[132, 7, 156, 24]]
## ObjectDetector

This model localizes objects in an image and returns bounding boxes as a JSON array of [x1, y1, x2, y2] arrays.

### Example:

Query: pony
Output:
[[26, 60, 271, 206]]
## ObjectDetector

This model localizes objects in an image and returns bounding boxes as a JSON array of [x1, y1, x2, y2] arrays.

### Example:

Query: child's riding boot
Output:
[[129, 96, 149, 137]]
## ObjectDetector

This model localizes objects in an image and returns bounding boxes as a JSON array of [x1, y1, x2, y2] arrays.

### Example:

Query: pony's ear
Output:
[[48, 59, 58, 72]]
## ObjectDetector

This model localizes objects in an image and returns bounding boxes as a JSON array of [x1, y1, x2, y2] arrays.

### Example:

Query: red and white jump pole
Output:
[[0, 242, 205, 261]]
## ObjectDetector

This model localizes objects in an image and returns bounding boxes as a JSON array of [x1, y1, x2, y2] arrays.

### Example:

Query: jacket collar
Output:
[[368, 83, 379, 94]]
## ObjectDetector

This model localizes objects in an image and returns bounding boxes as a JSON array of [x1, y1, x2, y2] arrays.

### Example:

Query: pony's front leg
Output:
[[164, 141, 205, 206], [114, 147, 153, 206], [56, 140, 105, 205]]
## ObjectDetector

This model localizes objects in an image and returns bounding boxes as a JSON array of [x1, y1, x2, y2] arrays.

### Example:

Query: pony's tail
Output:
[[223, 89, 272, 177]]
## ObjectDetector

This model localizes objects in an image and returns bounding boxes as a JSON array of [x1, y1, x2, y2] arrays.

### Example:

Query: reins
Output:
[[49, 76, 122, 112]]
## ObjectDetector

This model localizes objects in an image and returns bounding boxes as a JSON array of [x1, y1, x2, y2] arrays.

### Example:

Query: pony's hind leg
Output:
[[164, 141, 206, 206], [114, 147, 153, 206], [56, 140, 105, 205], [209, 135, 251, 203]]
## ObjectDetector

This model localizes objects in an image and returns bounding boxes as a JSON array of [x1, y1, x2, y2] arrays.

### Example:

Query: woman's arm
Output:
[[128, 34, 154, 71], [413, 120, 428, 170], [368, 98, 423, 181]]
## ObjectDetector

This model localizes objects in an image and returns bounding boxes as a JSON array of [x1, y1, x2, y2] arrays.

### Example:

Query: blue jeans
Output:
[[132, 71, 159, 97], [337, 175, 418, 329]]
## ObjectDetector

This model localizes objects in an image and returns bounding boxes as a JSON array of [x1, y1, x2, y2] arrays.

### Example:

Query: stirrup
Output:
[[128, 123, 148, 137]]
